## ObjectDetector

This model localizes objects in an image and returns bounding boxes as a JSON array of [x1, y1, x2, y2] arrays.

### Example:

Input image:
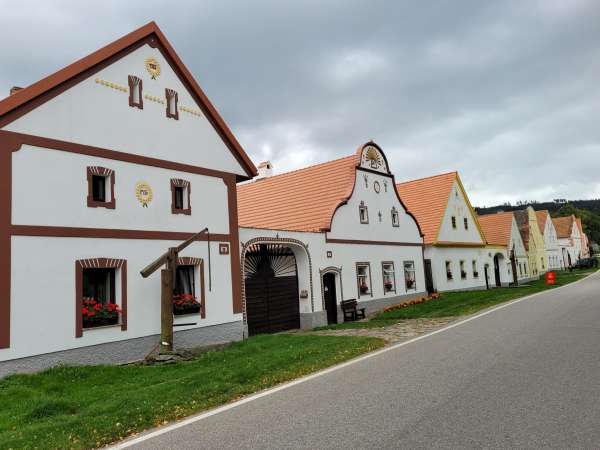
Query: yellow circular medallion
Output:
[[135, 182, 153, 207]]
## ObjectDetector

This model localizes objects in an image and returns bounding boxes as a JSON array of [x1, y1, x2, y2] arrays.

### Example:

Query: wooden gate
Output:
[[244, 244, 300, 335]]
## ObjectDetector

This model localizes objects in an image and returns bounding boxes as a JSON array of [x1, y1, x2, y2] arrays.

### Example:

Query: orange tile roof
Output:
[[237, 155, 358, 232], [575, 217, 584, 235], [0, 22, 257, 179], [395, 172, 457, 244], [535, 210, 550, 234], [477, 212, 515, 247], [552, 216, 574, 238]]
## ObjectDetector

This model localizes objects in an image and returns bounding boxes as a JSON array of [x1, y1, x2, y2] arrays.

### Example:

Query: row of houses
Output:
[[0, 23, 591, 376]]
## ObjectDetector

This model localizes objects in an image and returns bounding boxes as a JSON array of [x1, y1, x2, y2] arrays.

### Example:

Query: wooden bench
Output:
[[340, 299, 366, 322]]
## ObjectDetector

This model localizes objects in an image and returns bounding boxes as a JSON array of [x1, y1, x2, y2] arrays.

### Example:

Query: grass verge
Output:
[[320, 268, 598, 330], [0, 334, 383, 449]]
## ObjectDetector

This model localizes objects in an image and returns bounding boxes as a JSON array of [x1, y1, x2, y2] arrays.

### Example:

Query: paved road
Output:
[[126, 272, 600, 449]]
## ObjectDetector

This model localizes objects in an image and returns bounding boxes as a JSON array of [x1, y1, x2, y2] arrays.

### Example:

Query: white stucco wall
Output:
[[3, 44, 248, 177], [12, 145, 230, 233], [328, 170, 422, 243], [2, 237, 238, 362], [437, 180, 485, 244], [541, 215, 562, 270], [239, 227, 425, 317]]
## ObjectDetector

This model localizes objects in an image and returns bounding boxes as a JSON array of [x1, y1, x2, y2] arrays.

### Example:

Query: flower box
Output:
[[173, 294, 201, 316], [461, 270, 467, 279], [446, 272, 453, 280], [405, 279, 415, 289], [82, 299, 120, 329], [384, 281, 394, 292]]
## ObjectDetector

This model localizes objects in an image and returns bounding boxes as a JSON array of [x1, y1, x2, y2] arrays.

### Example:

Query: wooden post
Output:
[[160, 269, 174, 353]]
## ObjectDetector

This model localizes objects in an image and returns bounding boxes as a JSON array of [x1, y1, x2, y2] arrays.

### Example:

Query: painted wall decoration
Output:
[[359, 144, 389, 174], [135, 181, 153, 207], [144, 57, 161, 79]]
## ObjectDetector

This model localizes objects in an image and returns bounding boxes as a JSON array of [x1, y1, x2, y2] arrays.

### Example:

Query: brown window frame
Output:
[[391, 207, 400, 227], [382, 261, 396, 294], [128, 75, 143, 109], [176, 257, 206, 318], [87, 166, 115, 209], [359, 201, 369, 224], [171, 178, 191, 215], [165, 88, 179, 120], [75, 258, 127, 337], [356, 262, 372, 298]]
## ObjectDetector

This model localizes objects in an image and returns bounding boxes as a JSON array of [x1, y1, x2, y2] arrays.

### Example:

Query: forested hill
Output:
[[475, 199, 600, 245]]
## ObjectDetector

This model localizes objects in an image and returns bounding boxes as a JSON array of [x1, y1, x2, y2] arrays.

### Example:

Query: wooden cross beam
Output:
[[140, 228, 208, 353]]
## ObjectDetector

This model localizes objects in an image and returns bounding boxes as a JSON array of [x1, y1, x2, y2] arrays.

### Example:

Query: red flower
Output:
[[87, 311, 96, 317], [82, 307, 88, 314], [94, 303, 102, 311]]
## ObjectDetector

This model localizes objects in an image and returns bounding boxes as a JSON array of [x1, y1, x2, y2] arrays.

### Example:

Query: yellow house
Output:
[[514, 207, 548, 277]]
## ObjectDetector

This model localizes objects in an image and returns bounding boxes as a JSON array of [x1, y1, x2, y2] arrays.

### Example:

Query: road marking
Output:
[[111, 270, 599, 448]]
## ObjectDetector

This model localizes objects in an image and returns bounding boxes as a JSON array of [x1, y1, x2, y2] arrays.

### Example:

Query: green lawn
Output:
[[321, 268, 598, 330], [0, 334, 383, 450]]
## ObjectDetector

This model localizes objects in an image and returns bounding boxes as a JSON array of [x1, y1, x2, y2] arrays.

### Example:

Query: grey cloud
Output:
[[1, 0, 599, 205]]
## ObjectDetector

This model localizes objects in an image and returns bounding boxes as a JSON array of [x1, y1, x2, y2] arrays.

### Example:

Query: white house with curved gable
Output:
[[238, 142, 425, 334], [536, 210, 563, 270], [397, 172, 512, 292], [0, 23, 257, 377]]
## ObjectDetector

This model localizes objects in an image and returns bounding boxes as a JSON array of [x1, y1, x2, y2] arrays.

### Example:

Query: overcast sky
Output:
[[1, 0, 599, 206]]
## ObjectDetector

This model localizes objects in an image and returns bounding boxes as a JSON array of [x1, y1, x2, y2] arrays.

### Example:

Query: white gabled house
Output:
[[535, 210, 563, 270], [552, 215, 583, 267], [478, 212, 531, 284], [396, 172, 512, 292], [0, 23, 257, 377], [237, 142, 425, 334]]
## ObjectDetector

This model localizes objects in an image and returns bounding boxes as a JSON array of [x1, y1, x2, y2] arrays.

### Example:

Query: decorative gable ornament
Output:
[[359, 144, 389, 174], [144, 57, 161, 79], [135, 181, 153, 207]]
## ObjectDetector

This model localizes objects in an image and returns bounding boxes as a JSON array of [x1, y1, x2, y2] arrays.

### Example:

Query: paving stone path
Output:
[[310, 317, 457, 343]]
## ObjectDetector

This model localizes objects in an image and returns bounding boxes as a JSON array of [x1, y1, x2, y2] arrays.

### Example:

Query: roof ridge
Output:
[[395, 170, 457, 186], [239, 154, 357, 186]]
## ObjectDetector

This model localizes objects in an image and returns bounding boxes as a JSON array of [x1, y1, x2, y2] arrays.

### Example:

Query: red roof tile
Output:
[[552, 216, 574, 238], [237, 155, 358, 232], [395, 172, 457, 244], [477, 212, 515, 247]]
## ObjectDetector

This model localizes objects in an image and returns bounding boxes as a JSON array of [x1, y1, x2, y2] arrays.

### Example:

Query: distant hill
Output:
[[475, 199, 600, 246]]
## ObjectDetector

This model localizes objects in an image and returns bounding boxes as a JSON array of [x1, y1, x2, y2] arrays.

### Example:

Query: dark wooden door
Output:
[[424, 259, 435, 294], [323, 272, 337, 324], [493, 255, 501, 287], [510, 252, 518, 285], [244, 244, 300, 336]]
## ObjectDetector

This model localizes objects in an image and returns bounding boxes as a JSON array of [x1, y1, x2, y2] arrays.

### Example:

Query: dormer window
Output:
[[451, 216, 457, 229], [171, 179, 191, 215], [87, 167, 115, 209], [464, 217, 468, 230], [391, 207, 399, 227], [128, 75, 143, 109], [359, 201, 369, 224], [165, 88, 179, 120]]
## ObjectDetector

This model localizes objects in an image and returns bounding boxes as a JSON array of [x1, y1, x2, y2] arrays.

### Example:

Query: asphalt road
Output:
[[124, 271, 600, 449]]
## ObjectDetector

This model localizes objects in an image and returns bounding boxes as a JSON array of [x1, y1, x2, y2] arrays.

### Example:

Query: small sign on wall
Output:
[[327, 251, 333, 258], [135, 182, 153, 207], [219, 243, 230, 255]]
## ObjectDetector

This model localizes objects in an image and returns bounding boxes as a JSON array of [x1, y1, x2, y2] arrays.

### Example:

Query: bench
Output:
[[340, 299, 366, 322]]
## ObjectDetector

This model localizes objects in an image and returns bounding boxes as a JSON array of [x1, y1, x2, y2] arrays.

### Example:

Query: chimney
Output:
[[10, 86, 22, 95], [256, 161, 273, 179]]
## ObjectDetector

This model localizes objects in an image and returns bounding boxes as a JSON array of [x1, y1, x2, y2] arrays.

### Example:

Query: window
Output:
[[87, 166, 115, 209], [472, 260, 479, 278], [83, 268, 115, 304], [359, 201, 369, 224], [464, 217, 468, 230], [541, 257, 545, 270], [92, 175, 106, 202], [356, 263, 372, 297], [451, 216, 457, 229], [165, 88, 179, 120], [446, 261, 453, 280], [382, 262, 396, 293], [171, 179, 191, 215], [460, 260, 467, 279], [173, 257, 205, 317], [391, 207, 399, 227], [76, 258, 126, 336], [175, 265, 195, 296], [519, 263, 523, 276], [403, 261, 416, 291], [128, 75, 143, 109]]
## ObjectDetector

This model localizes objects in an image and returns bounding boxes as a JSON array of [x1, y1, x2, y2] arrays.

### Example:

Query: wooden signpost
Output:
[[140, 228, 208, 353]]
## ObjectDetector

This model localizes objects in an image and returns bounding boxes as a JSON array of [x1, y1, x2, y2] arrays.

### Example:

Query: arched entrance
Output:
[[243, 243, 300, 335], [493, 253, 504, 287]]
